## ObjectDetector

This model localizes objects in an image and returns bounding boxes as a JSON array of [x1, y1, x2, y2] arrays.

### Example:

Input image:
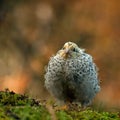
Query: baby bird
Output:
[[45, 42, 100, 108]]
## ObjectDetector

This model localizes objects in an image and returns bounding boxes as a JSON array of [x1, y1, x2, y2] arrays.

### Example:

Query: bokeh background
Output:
[[0, 0, 120, 111]]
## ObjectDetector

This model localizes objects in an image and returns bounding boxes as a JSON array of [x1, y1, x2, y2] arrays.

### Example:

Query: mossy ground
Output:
[[0, 89, 120, 120], [0, 89, 51, 120]]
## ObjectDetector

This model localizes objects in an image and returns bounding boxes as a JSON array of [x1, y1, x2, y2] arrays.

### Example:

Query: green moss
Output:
[[0, 107, 10, 120], [56, 110, 72, 120], [0, 89, 39, 106], [10, 106, 51, 120], [0, 89, 120, 120], [0, 105, 51, 120], [56, 110, 120, 120], [0, 89, 51, 120]]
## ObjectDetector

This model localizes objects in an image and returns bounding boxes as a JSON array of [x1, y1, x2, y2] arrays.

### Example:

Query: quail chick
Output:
[[45, 42, 100, 108]]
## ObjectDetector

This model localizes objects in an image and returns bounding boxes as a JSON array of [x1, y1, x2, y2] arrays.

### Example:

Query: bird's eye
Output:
[[73, 48, 76, 52]]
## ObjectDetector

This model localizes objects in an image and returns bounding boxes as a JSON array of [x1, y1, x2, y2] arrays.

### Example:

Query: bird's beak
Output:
[[65, 48, 69, 54]]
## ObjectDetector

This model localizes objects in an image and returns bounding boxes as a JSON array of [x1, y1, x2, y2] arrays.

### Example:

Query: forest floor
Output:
[[0, 89, 120, 120]]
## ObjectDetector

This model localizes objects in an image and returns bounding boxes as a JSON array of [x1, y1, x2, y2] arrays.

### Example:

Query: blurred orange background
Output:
[[0, 0, 120, 110]]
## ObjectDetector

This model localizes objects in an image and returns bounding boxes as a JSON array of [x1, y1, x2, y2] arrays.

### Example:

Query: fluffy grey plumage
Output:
[[45, 42, 100, 107]]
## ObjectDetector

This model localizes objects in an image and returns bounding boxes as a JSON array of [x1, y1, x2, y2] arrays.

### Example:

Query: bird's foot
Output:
[[67, 102, 90, 111], [54, 102, 81, 111], [53, 104, 68, 111], [67, 102, 81, 111]]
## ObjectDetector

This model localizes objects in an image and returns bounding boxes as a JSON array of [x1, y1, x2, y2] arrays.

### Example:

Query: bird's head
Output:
[[58, 42, 84, 59]]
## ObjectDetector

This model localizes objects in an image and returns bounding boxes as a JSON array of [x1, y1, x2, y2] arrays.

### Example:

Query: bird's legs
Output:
[[53, 100, 71, 111]]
